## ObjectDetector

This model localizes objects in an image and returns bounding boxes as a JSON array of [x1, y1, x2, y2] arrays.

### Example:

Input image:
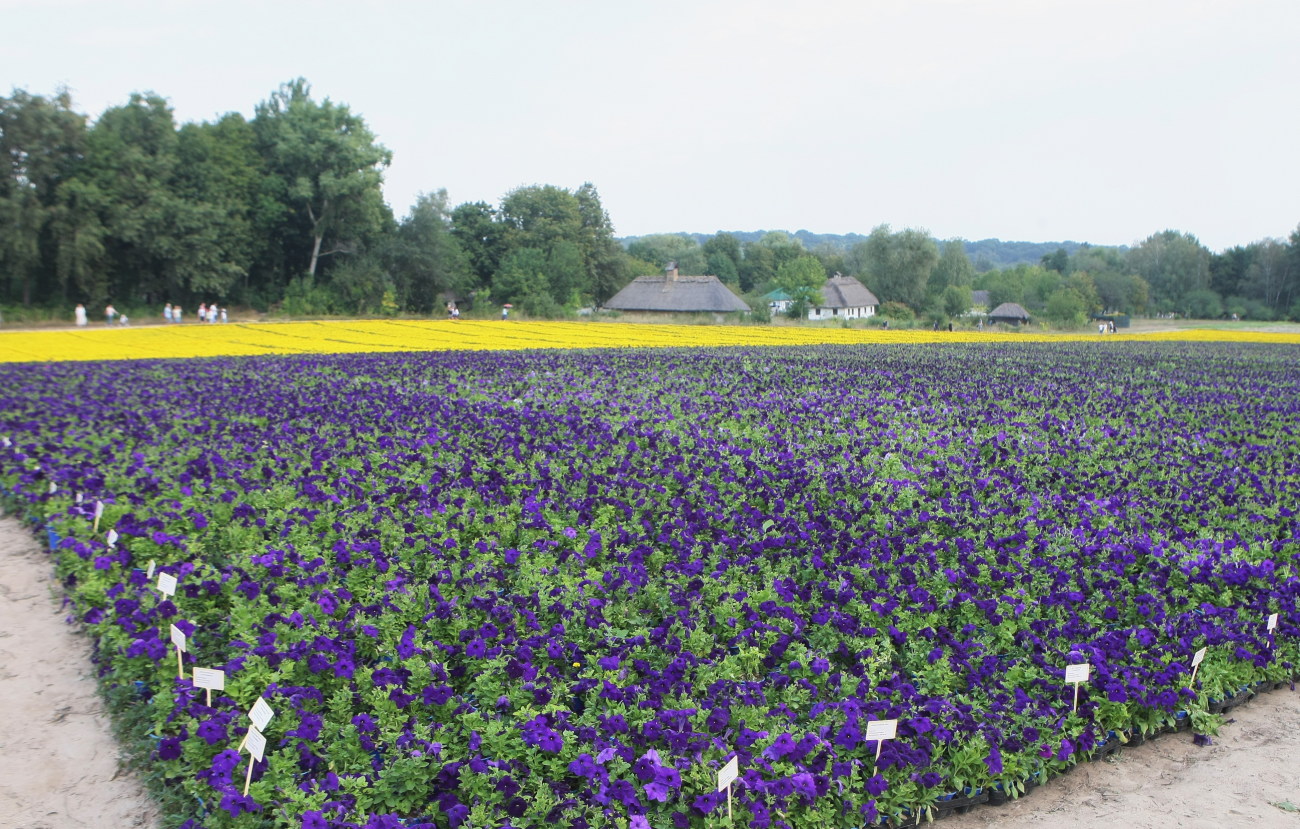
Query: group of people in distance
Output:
[[74, 303, 130, 327], [164, 303, 226, 324], [72, 302, 227, 326]]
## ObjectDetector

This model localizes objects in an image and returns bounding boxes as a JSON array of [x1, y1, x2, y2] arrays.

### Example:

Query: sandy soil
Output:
[[945, 690, 1300, 829], [0, 514, 1296, 828], [0, 516, 158, 829]]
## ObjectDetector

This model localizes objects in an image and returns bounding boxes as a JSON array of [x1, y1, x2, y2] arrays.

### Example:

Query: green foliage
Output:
[[1045, 286, 1088, 325], [775, 255, 825, 318], [1182, 288, 1224, 319], [929, 240, 975, 298], [254, 78, 392, 279], [386, 190, 473, 312], [1127, 230, 1211, 309], [855, 224, 939, 309], [941, 284, 972, 318], [626, 234, 703, 275]]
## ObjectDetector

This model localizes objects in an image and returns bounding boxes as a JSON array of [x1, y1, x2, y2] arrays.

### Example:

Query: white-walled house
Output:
[[807, 274, 879, 321], [762, 288, 793, 315]]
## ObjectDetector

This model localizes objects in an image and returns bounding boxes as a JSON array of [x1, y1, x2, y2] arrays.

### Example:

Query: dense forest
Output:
[[3, 82, 1299, 323]]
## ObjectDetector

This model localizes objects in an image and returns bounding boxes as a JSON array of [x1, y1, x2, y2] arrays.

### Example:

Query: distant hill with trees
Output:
[[625, 232, 1108, 272]]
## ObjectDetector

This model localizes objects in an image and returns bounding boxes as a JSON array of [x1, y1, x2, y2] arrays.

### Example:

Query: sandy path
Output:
[[946, 688, 1300, 829], [0, 516, 158, 829], [0, 515, 1297, 828]]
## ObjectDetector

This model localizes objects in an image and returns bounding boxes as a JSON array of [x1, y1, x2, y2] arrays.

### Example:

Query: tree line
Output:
[[0, 81, 635, 319], [3, 82, 1298, 323]]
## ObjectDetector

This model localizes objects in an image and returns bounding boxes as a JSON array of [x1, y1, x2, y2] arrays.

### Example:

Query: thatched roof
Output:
[[604, 274, 750, 313], [820, 274, 879, 308], [989, 301, 1031, 321]]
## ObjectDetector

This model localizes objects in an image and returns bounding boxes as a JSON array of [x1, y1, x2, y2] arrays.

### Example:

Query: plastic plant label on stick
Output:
[[157, 572, 177, 597], [1268, 613, 1279, 632], [865, 718, 898, 766], [1065, 663, 1090, 712], [170, 624, 187, 678], [93, 500, 104, 532], [716, 755, 739, 821], [1190, 646, 1208, 685], [242, 726, 266, 795], [249, 697, 274, 730], [193, 667, 225, 706], [106, 529, 118, 548], [239, 698, 275, 752], [146, 560, 156, 579]]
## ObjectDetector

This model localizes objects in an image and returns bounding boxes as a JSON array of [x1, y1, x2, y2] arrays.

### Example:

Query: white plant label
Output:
[[94, 500, 104, 518], [106, 529, 119, 548], [157, 572, 177, 597], [75, 492, 83, 504], [717, 756, 739, 791], [1065, 663, 1091, 684], [1192, 647, 1207, 667], [146, 560, 156, 579], [1267, 613, 1279, 632], [865, 719, 898, 741], [49, 481, 57, 494], [169, 624, 187, 651], [249, 697, 274, 730], [1, 436, 10, 447], [193, 667, 225, 690], [244, 726, 266, 762]]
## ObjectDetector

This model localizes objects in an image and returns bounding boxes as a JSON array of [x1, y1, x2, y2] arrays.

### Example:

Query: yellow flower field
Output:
[[1, 320, 1298, 363]]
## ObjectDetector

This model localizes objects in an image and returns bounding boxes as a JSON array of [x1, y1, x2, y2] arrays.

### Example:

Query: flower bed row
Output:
[[2, 341, 1298, 829]]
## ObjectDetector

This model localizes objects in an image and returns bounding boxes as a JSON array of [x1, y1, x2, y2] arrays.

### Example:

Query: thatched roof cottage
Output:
[[988, 301, 1031, 326], [603, 263, 750, 314], [808, 273, 879, 321]]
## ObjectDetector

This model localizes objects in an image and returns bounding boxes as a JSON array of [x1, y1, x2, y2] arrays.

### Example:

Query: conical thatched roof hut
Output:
[[988, 301, 1031, 325], [603, 264, 750, 314]]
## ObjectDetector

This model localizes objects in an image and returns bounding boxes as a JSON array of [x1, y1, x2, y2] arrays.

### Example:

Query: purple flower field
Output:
[[1, 341, 1298, 829]]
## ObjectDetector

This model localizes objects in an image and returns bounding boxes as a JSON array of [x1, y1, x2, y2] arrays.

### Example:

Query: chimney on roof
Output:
[[665, 261, 678, 281]]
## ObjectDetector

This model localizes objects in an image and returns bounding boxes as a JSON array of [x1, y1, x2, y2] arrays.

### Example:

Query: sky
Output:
[[5, 0, 1298, 251]]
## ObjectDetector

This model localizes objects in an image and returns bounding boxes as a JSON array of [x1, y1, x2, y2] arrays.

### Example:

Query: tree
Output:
[[855, 225, 938, 308], [775, 255, 825, 318], [1183, 288, 1223, 318], [941, 284, 972, 318], [706, 251, 739, 285], [1045, 287, 1088, 325], [253, 79, 391, 279], [1127, 230, 1210, 308], [928, 240, 975, 299], [1242, 239, 1295, 313], [493, 246, 561, 316], [1041, 247, 1068, 273], [1091, 271, 1149, 314], [737, 243, 776, 293], [174, 113, 279, 303], [702, 232, 742, 286], [75, 93, 183, 304], [701, 232, 741, 275], [626, 234, 703, 275], [451, 201, 506, 286], [573, 182, 627, 303], [0, 88, 86, 305], [388, 190, 473, 312]]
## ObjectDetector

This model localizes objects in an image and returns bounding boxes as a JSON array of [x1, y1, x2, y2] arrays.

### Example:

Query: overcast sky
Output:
[[5, 0, 1298, 251]]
